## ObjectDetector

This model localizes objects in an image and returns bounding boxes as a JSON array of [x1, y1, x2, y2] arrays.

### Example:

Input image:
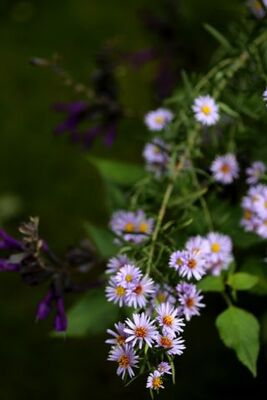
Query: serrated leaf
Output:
[[85, 222, 117, 258], [228, 273, 258, 291], [198, 275, 224, 292], [88, 156, 144, 185], [216, 306, 260, 376], [53, 289, 119, 338]]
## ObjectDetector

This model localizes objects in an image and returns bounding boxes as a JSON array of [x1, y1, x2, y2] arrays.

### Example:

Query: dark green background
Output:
[[0, 1, 266, 399]]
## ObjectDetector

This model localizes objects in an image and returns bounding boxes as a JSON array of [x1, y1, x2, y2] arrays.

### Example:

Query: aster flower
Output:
[[210, 154, 239, 184], [106, 322, 128, 346], [185, 235, 209, 256], [248, 0, 266, 18], [263, 87, 267, 104], [126, 274, 155, 308], [177, 282, 205, 321], [246, 161, 266, 185], [168, 250, 187, 270], [240, 184, 267, 238], [143, 137, 170, 177], [108, 344, 139, 379], [156, 302, 184, 336], [157, 362, 172, 375], [105, 277, 127, 307], [110, 209, 154, 244], [156, 333, 185, 355], [124, 312, 158, 349], [206, 232, 233, 264], [179, 250, 207, 281], [106, 254, 131, 274], [144, 108, 173, 131], [192, 95, 219, 126], [115, 264, 143, 288], [151, 284, 176, 307], [146, 370, 164, 390]]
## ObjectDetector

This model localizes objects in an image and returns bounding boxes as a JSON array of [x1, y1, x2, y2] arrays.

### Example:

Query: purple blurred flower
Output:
[[36, 290, 53, 320], [54, 297, 68, 332]]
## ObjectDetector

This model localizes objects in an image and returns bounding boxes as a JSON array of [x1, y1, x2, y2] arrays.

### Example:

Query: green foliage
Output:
[[197, 275, 224, 292], [227, 272, 258, 291], [85, 222, 117, 258], [241, 257, 267, 295], [54, 289, 119, 338], [216, 306, 260, 376], [204, 23, 233, 51], [88, 156, 145, 186]]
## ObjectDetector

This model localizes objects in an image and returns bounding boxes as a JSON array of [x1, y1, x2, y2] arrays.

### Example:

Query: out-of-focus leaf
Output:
[[219, 102, 239, 118], [0, 194, 21, 221], [85, 222, 117, 258], [53, 289, 119, 337], [228, 272, 258, 290], [216, 306, 260, 377], [240, 257, 267, 295], [88, 156, 145, 185], [204, 23, 233, 51], [198, 275, 224, 292]]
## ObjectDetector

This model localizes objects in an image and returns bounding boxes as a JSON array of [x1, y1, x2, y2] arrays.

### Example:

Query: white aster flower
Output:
[[124, 312, 158, 349], [210, 154, 239, 184], [156, 333, 185, 355], [156, 302, 184, 336], [108, 344, 139, 379], [146, 370, 164, 390], [106, 254, 131, 274], [105, 277, 127, 307], [246, 161, 266, 185], [106, 322, 128, 346], [144, 108, 173, 131], [157, 362, 172, 375], [192, 95, 219, 126], [126, 275, 155, 308], [115, 264, 143, 288]]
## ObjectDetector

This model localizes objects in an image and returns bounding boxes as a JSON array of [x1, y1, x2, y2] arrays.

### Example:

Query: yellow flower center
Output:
[[253, 0, 263, 11], [162, 315, 174, 326], [176, 257, 183, 266], [188, 258, 197, 269], [124, 222, 135, 232], [154, 115, 164, 125], [139, 222, 148, 233], [117, 335, 126, 345], [152, 376, 163, 389], [160, 336, 172, 348], [211, 242, 221, 253], [244, 210, 252, 220], [125, 274, 133, 282], [220, 163, 230, 174], [153, 145, 160, 153], [118, 355, 129, 368], [157, 293, 166, 303], [201, 105, 212, 115], [116, 286, 126, 297], [264, 201, 267, 209], [135, 326, 147, 338], [186, 297, 195, 308]]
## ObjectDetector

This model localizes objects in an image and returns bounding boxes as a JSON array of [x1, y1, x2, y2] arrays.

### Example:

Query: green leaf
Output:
[[54, 289, 119, 338], [228, 273, 258, 291], [88, 156, 144, 185], [219, 102, 239, 118], [197, 275, 224, 292], [241, 257, 267, 295], [216, 306, 260, 376], [204, 23, 233, 51], [85, 222, 117, 258]]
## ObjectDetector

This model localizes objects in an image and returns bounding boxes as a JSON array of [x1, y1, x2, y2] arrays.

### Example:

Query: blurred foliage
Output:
[[0, 0, 266, 399]]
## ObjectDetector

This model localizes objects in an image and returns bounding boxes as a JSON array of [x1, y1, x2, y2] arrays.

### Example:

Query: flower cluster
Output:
[[105, 262, 155, 308], [170, 233, 233, 277], [248, 0, 267, 19], [143, 137, 170, 177], [241, 184, 267, 238], [110, 210, 154, 243]]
